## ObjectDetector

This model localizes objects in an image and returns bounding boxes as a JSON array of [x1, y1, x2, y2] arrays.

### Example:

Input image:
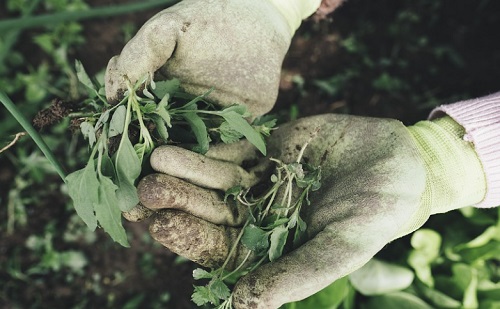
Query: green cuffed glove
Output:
[[104, 0, 320, 117], [127, 113, 486, 308]]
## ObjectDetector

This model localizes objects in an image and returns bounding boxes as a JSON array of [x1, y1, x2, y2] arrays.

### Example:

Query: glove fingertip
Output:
[[122, 203, 154, 222]]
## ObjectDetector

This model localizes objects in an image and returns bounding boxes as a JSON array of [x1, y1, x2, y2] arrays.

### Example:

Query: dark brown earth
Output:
[[1, 0, 500, 308]]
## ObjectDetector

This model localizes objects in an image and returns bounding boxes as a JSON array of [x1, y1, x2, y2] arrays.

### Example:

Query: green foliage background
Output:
[[1, 0, 499, 308]]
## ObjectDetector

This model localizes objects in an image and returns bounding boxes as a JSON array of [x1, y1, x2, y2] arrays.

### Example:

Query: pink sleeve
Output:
[[429, 92, 500, 208]]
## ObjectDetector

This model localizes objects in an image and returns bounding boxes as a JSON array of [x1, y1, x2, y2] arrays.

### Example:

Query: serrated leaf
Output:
[[80, 121, 96, 147], [287, 163, 304, 179], [242, 224, 270, 254], [210, 279, 231, 301], [219, 121, 243, 144], [140, 102, 157, 114], [269, 225, 289, 262], [252, 115, 277, 136], [193, 268, 214, 280], [220, 110, 266, 155], [183, 112, 209, 154], [75, 60, 96, 93], [95, 176, 129, 247], [66, 161, 98, 231], [191, 285, 218, 306], [114, 134, 141, 211], [108, 105, 126, 138]]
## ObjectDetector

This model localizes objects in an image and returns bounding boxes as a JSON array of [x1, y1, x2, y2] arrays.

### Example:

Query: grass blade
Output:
[[0, 0, 180, 32], [0, 91, 67, 182]]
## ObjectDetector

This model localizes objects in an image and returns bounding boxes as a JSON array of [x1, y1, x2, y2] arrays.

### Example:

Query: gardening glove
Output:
[[105, 0, 321, 117], [132, 114, 486, 308]]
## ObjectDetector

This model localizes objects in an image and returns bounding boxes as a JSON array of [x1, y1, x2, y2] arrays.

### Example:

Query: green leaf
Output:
[[408, 229, 442, 287], [180, 89, 212, 110], [75, 60, 96, 93], [220, 110, 266, 155], [362, 292, 433, 309], [252, 115, 277, 137], [108, 105, 126, 138], [191, 285, 218, 306], [269, 225, 289, 262], [219, 121, 244, 144], [242, 224, 270, 254], [415, 281, 461, 308], [183, 112, 209, 154], [210, 279, 231, 301], [66, 161, 98, 231], [457, 241, 500, 263], [262, 216, 290, 229], [156, 105, 172, 128], [283, 276, 350, 309], [140, 102, 157, 114], [134, 142, 148, 164], [224, 185, 242, 202], [193, 268, 213, 280], [80, 121, 96, 147], [95, 109, 110, 131], [452, 263, 478, 308], [293, 215, 307, 248], [151, 114, 169, 141], [114, 134, 141, 211], [349, 259, 414, 296], [287, 163, 305, 179], [152, 79, 180, 98], [100, 152, 115, 178], [221, 104, 249, 117], [458, 226, 500, 249], [95, 176, 129, 247]]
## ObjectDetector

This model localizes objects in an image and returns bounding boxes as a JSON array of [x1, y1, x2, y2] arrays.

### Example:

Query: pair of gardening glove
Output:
[[105, 0, 487, 308]]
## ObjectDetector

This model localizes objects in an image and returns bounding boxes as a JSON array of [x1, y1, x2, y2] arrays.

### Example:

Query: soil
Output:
[[1, 0, 500, 308]]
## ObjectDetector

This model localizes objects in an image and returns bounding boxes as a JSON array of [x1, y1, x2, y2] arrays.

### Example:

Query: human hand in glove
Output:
[[127, 113, 486, 308], [105, 0, 321, 116]]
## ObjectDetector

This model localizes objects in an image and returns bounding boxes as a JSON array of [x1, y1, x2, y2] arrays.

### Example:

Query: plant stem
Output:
[[0, 91, 67, 182], [219, 220, 250, 276], [221, 250, 252, 281], [0, 0, 180, 32]]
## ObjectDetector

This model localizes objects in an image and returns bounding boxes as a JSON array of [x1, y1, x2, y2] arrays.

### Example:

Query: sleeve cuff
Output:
[[429, 92, 500, 208]]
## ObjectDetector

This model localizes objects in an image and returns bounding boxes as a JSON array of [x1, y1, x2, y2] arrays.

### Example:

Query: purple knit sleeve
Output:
[[429, 92, 500, 208]]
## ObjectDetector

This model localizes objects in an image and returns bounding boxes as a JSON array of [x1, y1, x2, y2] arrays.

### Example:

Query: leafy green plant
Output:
[[25, 223, 88, 276], [191, 136, 322, 308], [64, 61, 275, 246]]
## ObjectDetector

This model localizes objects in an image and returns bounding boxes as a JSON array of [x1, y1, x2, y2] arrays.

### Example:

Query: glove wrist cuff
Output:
[[429, 92, 500, 208], [268, 0, 322, 32], [408, 117, 487, 214]]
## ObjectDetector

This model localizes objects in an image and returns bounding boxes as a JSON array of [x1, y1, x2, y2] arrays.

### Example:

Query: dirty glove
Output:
[[105, 0, 321, 116], [132, 114, 486, 308]]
